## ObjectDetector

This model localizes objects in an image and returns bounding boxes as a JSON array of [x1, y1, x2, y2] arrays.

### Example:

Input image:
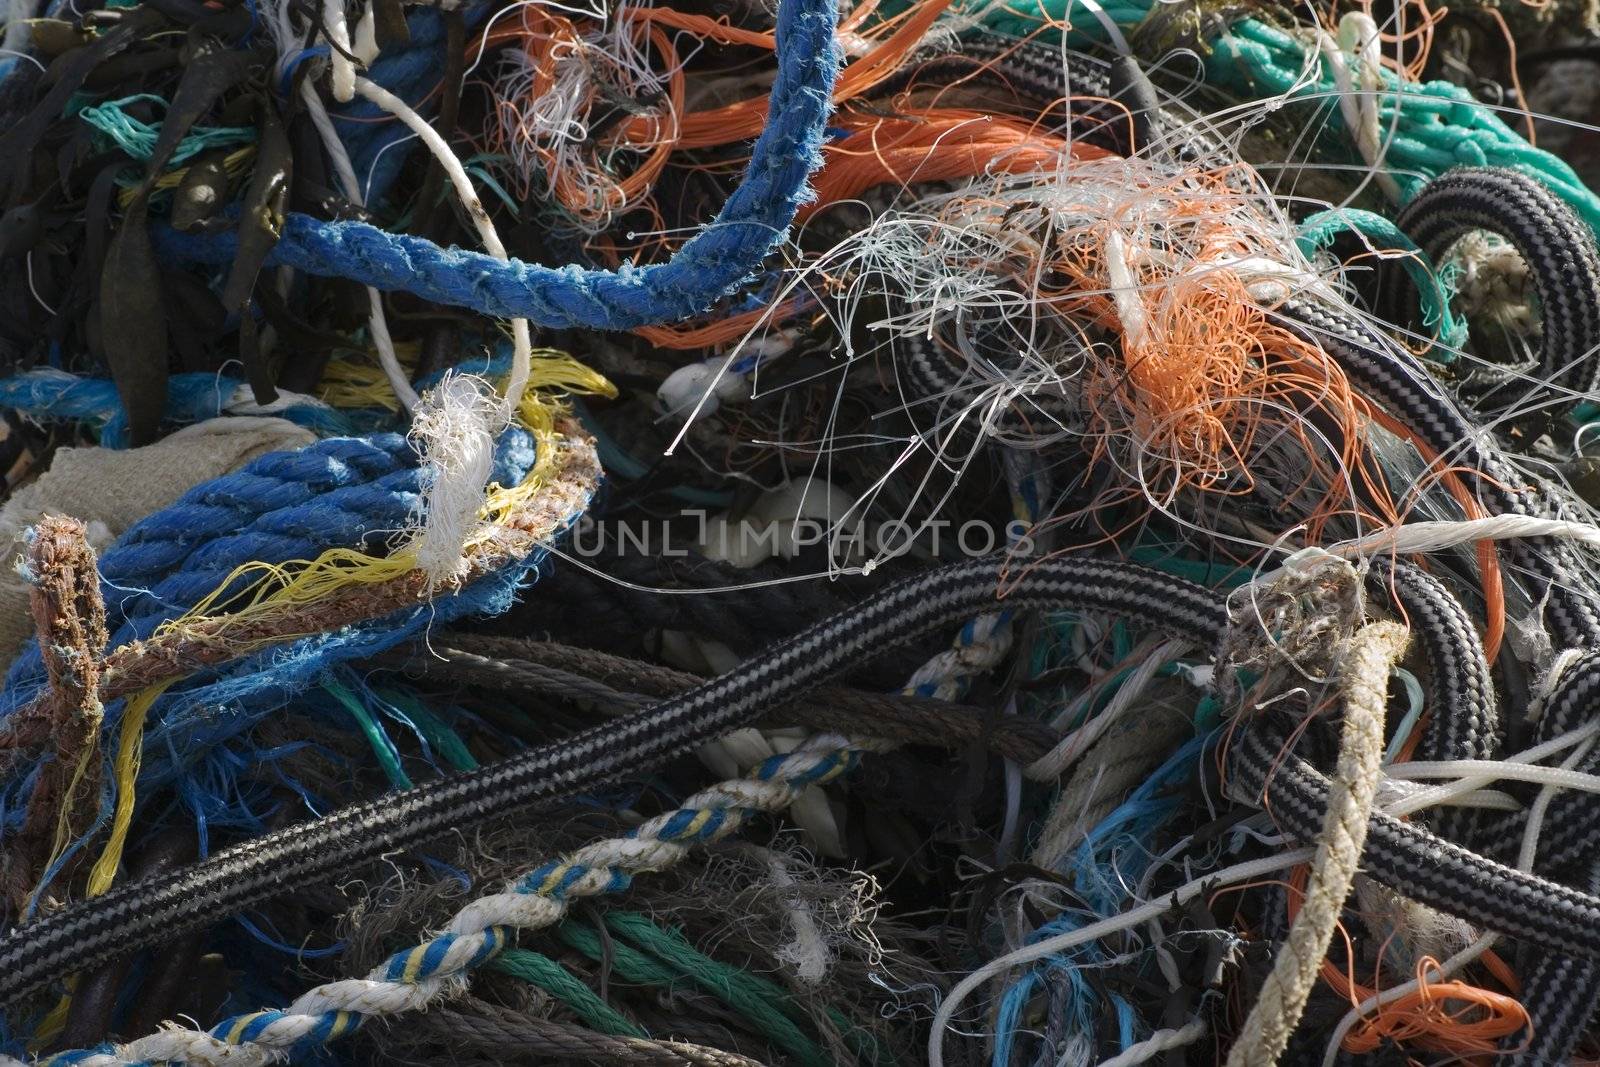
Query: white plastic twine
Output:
[[1316, 12, 1401, 202], [349, 73, 544, 583], [408, 374, 501, 587]]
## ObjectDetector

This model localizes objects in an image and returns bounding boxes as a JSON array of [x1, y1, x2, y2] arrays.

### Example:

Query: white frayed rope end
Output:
[[407, 374, 503, 589]]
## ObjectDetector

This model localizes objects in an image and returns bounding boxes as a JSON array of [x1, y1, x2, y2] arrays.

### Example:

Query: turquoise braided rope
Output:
[[1295, 206, 1468, 361], [976, 0, 1600, 236]]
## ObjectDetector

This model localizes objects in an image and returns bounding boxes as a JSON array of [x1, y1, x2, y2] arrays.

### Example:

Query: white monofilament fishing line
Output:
[[408, 374, 501, 586]]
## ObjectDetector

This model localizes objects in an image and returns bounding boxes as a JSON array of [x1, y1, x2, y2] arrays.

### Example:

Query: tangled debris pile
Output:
[[1, 0, 1600, 1063]]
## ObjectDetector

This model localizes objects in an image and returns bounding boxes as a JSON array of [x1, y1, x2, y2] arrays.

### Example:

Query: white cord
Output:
[[324, 0, 357, 102], [353, 75, 533, 421], [1387, 758, 1600, 798], [1095, 1019, 1209, 1067], [1383, 720, 1600, 819], [298, 81, 418, 412]]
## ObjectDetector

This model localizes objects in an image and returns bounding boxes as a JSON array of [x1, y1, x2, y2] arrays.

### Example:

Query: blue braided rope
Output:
[[153, 0, 841, 329], [0, 370, 352, 446]]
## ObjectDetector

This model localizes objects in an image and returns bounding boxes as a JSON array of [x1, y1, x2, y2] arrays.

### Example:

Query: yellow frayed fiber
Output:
[[318, 344, 421, 411], [85, 679, 178, 897]]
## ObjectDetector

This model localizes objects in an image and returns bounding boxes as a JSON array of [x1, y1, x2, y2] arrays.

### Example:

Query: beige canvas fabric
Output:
[[0, 417, 318, 663]]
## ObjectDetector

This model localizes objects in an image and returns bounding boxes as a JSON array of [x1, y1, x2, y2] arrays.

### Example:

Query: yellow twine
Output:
[[37, 704, 105, 903], [114, 145, 256, 209], [85, 679, 177, 897], [31, 988, 73, 1050], [318, 344, 422, 411], [32, 681, 172, 1043]]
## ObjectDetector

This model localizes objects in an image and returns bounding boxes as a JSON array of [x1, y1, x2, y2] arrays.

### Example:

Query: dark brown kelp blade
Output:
[[218, 95, 291, 406], [138, 37, 263, 193], [98, 197, 169, 447]]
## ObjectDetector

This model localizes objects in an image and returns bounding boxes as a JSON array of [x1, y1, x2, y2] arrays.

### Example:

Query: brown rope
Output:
[[378, 634, 1059, 764], [7, 516, 108, 910], [431, 998, 772, 1067], [4, 425, 601, 724]]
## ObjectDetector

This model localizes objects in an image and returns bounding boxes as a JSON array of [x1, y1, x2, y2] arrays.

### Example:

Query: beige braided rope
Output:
[[1227, 620, 1409, 1067]]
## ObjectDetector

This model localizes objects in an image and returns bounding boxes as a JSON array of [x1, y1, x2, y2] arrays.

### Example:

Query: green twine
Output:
[[491, 910, 892, 1064], [1296, 207, 1468, 363], [76, 93, 255, 168], [376, 688, 480, 771], [489, 949, 648, 1038], [556, 914, 830, 1067]]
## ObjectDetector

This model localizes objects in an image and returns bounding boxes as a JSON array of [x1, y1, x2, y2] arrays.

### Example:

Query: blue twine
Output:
[[0, 369, 353, 446], [991, 736, 1211, 1065], [152, 0, 841, 330]]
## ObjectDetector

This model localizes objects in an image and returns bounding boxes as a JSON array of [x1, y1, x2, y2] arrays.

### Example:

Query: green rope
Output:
[[321, 679, 412, 790], [488, 948, 648, 1038], [964, 0, 1600, 239], [1296, 207, 1467, 362], [76, 93, 255, 167], [376, 687, 480, 771], [557, 914, 833, 1067]]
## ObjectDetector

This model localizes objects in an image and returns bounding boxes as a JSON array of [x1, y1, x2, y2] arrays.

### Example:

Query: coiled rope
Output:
[[149, 0, 841, 330]]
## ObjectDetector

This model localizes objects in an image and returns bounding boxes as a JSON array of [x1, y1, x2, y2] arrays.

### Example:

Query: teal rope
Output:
[[488, 948, 647, 1038], [970, 0, 1600, 237], [557, 914, 832, 1067], [1296, 207, 1467, 362]]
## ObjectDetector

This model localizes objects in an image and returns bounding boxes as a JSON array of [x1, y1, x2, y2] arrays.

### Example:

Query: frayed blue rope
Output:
[[0, 427, 577, 854], [0, 369, 353, 446], [152, 0, 841, 329]]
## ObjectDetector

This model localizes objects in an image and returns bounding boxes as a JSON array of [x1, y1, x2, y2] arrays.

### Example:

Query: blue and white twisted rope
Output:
[[24, 735, 881, 1066]]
